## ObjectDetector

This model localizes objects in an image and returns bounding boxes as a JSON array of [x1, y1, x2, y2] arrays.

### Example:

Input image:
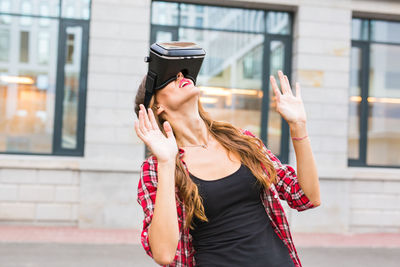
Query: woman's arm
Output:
[[289, 121, 321, 206], [268, 70, 321, 207], [148, 159, 180, 265], [134, 103, 181, 265]]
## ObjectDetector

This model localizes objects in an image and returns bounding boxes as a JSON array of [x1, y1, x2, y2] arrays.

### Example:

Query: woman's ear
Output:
[[156, 105, 165, 116]]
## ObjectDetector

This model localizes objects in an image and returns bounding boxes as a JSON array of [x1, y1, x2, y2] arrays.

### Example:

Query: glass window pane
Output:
[[38, 31, 50, 64], [351, 18, 368, 41], [62, 0, 90, 20], [348, 47, 362, 160], [180, 3, 264, 33], [266, 11, 291, 35], [39, 2, 53, 26], [61, 26, 82, 149], [20, 0, 33, 26], [367, 44, 400, 165], [19, 31, 30, 62], [0, 14, 12, 25], [0, 0, 11, 13], [0, 0, 60, 17], [151, 1, 179, 26], [155, 31, 173, 42], [179, 28, 264, 136], [371, 20, 400, 44], [268, 41, 285, 154], [0, 16, 58, 153]]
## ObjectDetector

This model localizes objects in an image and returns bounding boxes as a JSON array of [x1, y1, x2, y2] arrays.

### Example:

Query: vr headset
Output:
[[143, 42, 206, 109]]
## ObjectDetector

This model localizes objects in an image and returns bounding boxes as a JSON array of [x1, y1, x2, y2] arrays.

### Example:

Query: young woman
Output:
[[134, 70, 321, 267]]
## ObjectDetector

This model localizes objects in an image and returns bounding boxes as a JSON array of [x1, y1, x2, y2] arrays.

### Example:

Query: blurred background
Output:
[[0, 0, 399, 266]]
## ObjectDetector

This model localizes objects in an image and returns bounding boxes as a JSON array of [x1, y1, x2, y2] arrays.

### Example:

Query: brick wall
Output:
[[0, 169, 79, 224]]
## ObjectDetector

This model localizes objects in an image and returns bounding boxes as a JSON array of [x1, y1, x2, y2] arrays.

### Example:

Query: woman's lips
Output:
[[179, 78, 192, 88]]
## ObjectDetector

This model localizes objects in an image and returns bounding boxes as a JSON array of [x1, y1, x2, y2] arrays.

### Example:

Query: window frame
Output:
[[349, 17, 400, 168], [148, 0, 294, 163], [0, 0, 91, 156]]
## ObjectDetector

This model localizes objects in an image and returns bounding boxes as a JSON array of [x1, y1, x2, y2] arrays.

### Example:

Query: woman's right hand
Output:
[[134, 104, 178, 164]]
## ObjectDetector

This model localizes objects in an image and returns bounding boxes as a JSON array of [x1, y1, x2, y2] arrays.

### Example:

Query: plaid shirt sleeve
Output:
[[136, 156, 157, 259], [241, 128, 315, 212]]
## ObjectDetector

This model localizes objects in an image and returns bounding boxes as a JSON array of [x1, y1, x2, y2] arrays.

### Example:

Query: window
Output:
[[349, 18, 400, 167], [19, 31, 30, 63], [0, 0, 91, 156], [150, 1, 293, 162]]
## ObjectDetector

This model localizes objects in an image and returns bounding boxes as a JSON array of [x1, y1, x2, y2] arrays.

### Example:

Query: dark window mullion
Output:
[[260, 11, 270, 149], [359, 41, 370, 165], [349, 40, 369, 166], [75, 20, 90, 156], [53, 19, 67, 155], [280, 35, 292, 164]]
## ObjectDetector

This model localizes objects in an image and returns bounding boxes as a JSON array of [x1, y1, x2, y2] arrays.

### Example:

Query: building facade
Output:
[[0, 0, 399, 233]]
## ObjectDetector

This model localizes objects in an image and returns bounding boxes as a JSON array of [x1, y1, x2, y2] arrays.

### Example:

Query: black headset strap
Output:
[[144, 71, 157, 109]]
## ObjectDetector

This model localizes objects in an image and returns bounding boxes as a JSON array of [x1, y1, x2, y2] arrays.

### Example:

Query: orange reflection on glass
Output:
[[0, 75, 35, 84], [349, 96, 400, 104]]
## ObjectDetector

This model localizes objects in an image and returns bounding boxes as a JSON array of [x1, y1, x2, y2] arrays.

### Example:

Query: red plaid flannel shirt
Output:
[[137, 128, 317, 266]]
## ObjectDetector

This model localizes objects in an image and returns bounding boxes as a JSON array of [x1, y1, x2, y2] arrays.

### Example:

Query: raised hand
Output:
[[269, 70, 307, 126], [134, 104, 178, 163]]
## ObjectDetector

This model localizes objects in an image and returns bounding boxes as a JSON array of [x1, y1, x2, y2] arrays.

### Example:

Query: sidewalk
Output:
[[0, 226, 399, 267], [1, 225, 399, 247]]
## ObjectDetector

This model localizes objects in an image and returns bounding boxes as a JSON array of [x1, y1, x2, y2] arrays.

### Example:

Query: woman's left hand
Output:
[[269, 70, 307, 126]]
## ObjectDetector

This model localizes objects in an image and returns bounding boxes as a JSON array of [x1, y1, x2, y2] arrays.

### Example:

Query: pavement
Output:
[[0, 225, 399, 267]]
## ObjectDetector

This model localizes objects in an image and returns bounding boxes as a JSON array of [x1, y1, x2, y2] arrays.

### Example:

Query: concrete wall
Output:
[[0, 0, 400, 233]]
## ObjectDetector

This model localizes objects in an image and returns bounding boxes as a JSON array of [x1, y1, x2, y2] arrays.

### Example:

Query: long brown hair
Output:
[[134, 75, 277, 230]]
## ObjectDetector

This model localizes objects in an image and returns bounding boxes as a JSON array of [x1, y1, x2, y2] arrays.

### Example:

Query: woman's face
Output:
[[155, 72, 200, 115]]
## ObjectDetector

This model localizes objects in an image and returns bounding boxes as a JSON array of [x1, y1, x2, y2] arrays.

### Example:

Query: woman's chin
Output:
[[181, 83, 198, 92]]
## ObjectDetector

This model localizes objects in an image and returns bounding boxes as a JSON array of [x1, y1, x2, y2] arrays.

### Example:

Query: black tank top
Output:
[[189, 163, 295, 267]]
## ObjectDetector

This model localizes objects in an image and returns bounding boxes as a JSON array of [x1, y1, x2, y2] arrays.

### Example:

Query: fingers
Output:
[[277, 71, 289, 94], [134, 119, 147, 144], [147, 106, 159, 130], [284, 75, 294, 96], [139, 104, 152, 130], [163, 121, 174, 139], [138, 108, 147, 135], [269, 75, 281, 102]]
